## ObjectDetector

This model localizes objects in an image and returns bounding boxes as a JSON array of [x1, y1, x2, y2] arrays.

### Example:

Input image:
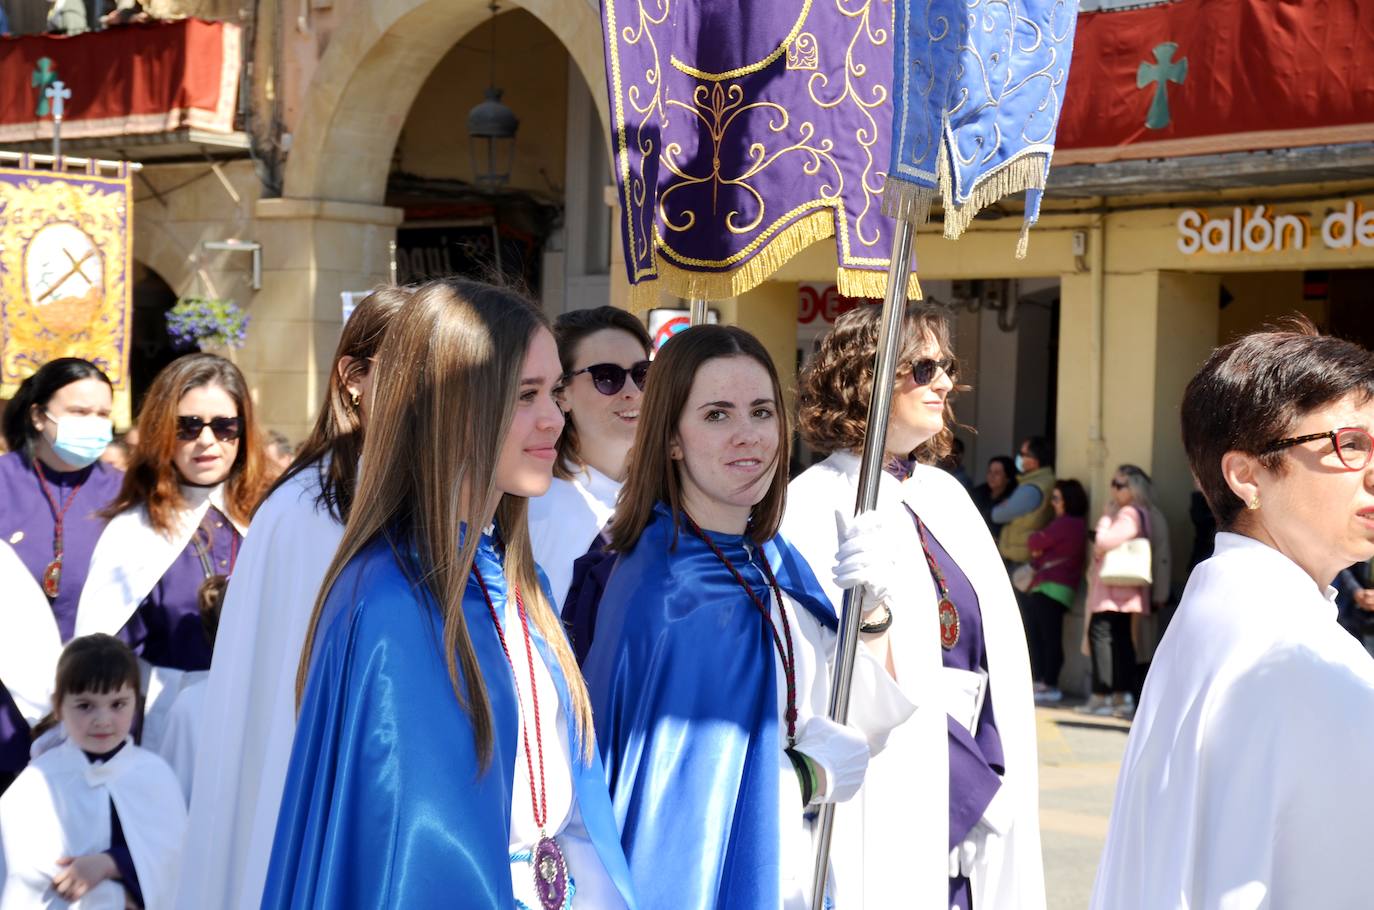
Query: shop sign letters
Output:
[[1178, 202, 1374, 256]]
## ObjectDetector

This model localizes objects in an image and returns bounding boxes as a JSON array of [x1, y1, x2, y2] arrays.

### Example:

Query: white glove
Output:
[[792, 714, 871, 804], [948, 781, 1011, 878], [832, 509, 902, 615]]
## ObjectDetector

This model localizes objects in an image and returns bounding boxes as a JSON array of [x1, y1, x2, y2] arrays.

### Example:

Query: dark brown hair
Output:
[[798, 302, 961, 464], [1055, 479, 1089, 519], [266, 285, 411, 522], [610, 325, 789, 551], [105, 353, 270, 534], [53, 634, 141, 703], [552, 306, 652, 480], [1182, 316, 1374, 529]]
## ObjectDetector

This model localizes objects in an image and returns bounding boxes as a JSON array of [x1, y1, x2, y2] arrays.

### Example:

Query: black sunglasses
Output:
[[176, 415, 243, 442], [565, 361, 650, 396], [910, 357, 956, 386]]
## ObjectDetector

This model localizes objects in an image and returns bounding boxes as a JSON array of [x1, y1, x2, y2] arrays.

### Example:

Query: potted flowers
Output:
[[166, 297, 250, 357]]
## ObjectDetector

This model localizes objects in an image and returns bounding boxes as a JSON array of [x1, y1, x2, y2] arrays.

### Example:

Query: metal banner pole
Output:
[[688, 297, 708, 326], [808, 215, 915, 910]]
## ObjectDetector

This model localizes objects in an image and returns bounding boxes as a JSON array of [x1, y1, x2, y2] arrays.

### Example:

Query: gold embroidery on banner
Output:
[[661, 82, 841, 236], [787, 32, 819, 71], [0, 169, 131, 390], [670, 0, 814, 81], [606, 0, 668, 280], [806, 0, 889, 250], [609, 0, 914, 293]]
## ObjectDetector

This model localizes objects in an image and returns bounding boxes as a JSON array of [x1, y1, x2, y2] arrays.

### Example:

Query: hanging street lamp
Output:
[[467, 2, 518, 188]]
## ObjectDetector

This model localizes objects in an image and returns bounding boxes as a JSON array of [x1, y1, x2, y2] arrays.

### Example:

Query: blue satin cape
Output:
[[260, 531, 637, 909], [582, 503, 836, 910]]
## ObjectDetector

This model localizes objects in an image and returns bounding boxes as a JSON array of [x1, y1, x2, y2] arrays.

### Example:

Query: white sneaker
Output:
[[1034, 687, 1063, 705], [1076, 694, 1109, 715]]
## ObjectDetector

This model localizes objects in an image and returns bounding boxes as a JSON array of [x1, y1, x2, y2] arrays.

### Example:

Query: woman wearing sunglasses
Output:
[[76, 353, 270, 752], [782, 303, 1044, 910], [1094, 320, 1374, 909], [176, 286, 408, 910], [529, 307, 651, 650], [0, 358, 124, 790]]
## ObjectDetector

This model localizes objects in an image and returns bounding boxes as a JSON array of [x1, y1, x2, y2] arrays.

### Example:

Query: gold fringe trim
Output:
[[880, 176, 936, 227], [625, 207, 923, 309], [937, 143, 1049, 243], [837, 267, 922, 301]]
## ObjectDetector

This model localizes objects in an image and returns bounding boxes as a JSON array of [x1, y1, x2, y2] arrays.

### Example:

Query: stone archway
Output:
[[281, 0, 609, 205]]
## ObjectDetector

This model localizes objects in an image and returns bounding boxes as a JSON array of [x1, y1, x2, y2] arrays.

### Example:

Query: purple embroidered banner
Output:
[[0, 164, 133, 401], [604, 0, 920, 305]]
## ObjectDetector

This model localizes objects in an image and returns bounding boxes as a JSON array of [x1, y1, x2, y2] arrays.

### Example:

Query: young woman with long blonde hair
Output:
[[260, 280, 634, 910]]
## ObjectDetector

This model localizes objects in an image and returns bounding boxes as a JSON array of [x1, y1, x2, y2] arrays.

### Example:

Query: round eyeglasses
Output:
[[1261, 426, 1374, 472]]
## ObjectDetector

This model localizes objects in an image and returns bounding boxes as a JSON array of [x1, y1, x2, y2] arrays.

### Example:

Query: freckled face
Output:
[[672, 355, 779, 533]]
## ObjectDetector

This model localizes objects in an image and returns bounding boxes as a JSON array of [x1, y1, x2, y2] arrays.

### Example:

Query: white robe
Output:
[[174, 466, 343, 910], [0, 739, 185, 910], [1092, 532, 1374, 910], [0, 540, 64, 727], [154, 679, 205, 805], [782, 453, 1045, 910], [528, 466, 620, 610], [773, 589, 915, 908]]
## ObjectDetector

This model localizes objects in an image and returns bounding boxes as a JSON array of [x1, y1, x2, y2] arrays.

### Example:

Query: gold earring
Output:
[[1248, 494, 1260, 511], [349, 390, 361, 407]]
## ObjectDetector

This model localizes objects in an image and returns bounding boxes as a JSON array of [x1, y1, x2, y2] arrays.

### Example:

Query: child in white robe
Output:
[[0, 634, 185, 910]]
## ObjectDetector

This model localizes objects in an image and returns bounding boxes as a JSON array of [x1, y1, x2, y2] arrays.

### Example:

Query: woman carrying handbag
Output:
[[1079, 466, 1156, 718]]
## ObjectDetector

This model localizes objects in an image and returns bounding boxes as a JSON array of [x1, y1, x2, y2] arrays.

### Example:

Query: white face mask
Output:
[[44, 412, 114, 469]]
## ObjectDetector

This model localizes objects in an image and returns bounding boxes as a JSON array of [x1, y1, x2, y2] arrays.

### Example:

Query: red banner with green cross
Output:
[[1056, 0, 1374, 164]]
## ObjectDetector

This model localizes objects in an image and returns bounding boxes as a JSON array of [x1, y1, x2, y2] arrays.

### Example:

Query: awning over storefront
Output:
[[0, 19, 240, 144], [1058, 0, 1374, 164]]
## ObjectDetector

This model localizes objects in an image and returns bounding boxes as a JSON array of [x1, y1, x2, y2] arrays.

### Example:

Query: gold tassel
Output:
[[1015, 221, 1032, 260]]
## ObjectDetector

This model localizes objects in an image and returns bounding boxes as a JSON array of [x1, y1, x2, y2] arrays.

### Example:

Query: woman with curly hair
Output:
[[781, 303, 1044, 910], [76, 353, 271, 752]]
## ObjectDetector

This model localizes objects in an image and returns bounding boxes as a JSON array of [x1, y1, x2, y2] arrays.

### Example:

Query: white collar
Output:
[[1212, 531, 1340, 604], [575, 463, 622, 510]]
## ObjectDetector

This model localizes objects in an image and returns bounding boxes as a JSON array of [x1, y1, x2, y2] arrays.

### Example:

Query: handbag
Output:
[[1099, 537, 1152, 586], [1011, 562, 1036, 593], [1012, 558, 1062, 593]]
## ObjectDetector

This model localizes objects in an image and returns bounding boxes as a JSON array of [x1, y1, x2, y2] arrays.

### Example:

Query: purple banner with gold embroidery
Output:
[[0, 164, 133, 406], [604, 0, 921, 305]]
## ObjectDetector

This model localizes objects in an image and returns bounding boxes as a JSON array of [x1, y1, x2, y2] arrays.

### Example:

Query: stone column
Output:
[[245, 198, 404, 441]]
